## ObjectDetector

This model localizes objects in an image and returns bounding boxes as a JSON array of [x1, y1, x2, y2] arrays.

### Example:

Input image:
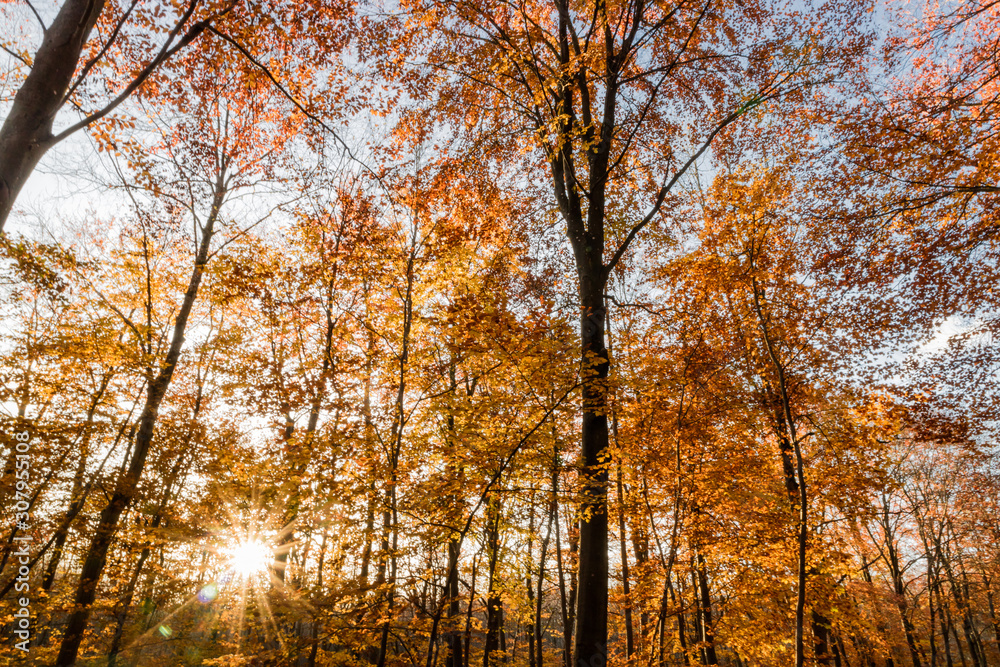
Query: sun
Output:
[[228, 539, 272, 578]]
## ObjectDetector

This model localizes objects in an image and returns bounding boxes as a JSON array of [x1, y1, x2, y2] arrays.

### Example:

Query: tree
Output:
[[371, 1, 870, 662], [53, 48, 299, 664], [4, 0, 1000, 665], [0, 0, 234, 231], [0, 0, 358, 233]]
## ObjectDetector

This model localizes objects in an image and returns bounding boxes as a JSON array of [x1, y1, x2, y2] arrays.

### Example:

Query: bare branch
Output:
[[50, 1, 235, 144], [62, 0, 142, 104], [22, 1, 46, 31], [208, 26, 387, 190]]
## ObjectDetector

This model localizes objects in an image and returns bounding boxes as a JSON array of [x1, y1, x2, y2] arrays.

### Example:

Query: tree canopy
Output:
[[1, 0, 999, 665]]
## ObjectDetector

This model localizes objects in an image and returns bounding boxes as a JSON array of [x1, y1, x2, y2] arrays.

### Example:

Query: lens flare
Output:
[[228, 540, 271, 579], [197, 583, 219, 603]]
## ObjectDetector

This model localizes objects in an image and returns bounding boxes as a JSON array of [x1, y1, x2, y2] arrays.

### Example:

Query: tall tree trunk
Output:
[[937, 574, 956, 667], [984, 573, 1000, 661], [484, 490, 506, 666], [884, 526, 924, 667], [376, 239, 415, 667], [360, 289, 377, 587], [426, 566, 447, 667], [632, 523, 651, 655], [445, 358, 468, 667], [275, 251, 340, 583], [447, 536, 465, 667], [307, 527, 329, 667], [919, 515, 950, 667], [617, 457, 635, 659], [669, 572, 691, 667], [940, 542, 980, 667], [955, 552, 986, 667], [929, 553, 938, 667], [55, 166, 226, 666], [552, 445, 573, 667], [107, 446, 190, 666], [573, 276, 610, 667], [812, 610, 835, 667], [535, 489, 555, 667], [526, 504, 537, 667], [949, 605, 968, 667], [694, 550, 718, 665], [465, 556, 478, 667], [751, 275, 809, 667]]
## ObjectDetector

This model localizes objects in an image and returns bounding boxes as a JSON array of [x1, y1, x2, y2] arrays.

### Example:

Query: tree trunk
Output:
[[885, 531, 924, 667], [0, 0, 107, 231], [553, 446, 573, 667], [307, 527, 329, 667], [445, 358, 468, 667], [751, 276, 808, 667], [465, 556, 478, 667], [632, 523, 651, 655], [447, 537, 465, 667], [955, 554, 986, 667], [484, 490, 506, 666], [694, 551, 718, 665], [107, 448, 190, 666], [359, 296, 377, 587], [535, 490, 555, 667], [573, 278, 610, 667], [526, 504, 537, 667], [929, 554, 938, 667], [55, 168, 225, 666], [669, 572, 691, 667], [940, 544, 979, 667], [937, 576, 956, 667], [617, 458, 635, 659], [275, 265, 339, 585], [812, 610, 835, 667], [376, 242, 415, 667], [984, 574, 1000, 661]]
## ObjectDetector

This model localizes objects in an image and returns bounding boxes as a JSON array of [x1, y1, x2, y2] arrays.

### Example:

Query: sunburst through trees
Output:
[[1, 0, 1000, 666]]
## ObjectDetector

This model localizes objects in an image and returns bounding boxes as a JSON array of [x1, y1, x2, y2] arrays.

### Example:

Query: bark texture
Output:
[[0, 0, 107, 231]]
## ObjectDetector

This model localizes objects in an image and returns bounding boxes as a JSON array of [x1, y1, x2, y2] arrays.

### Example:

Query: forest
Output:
[[0, 0, 998, 665]]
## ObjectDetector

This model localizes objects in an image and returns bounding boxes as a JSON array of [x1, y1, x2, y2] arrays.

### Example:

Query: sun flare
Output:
[[228, 540, 272, 579]]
